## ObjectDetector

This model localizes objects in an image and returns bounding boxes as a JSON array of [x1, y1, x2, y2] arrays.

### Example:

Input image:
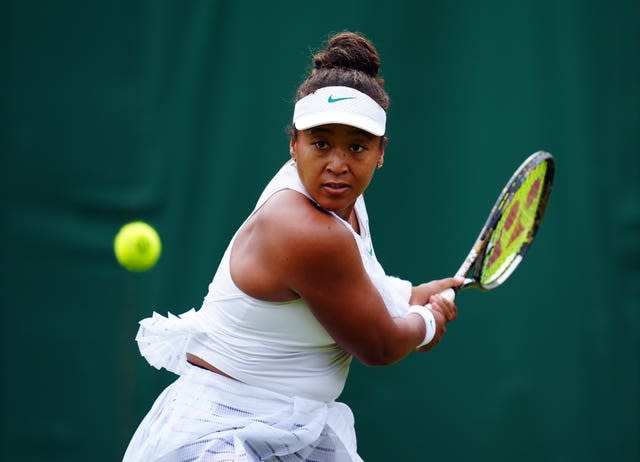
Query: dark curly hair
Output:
[[294, 31, 389, 110]]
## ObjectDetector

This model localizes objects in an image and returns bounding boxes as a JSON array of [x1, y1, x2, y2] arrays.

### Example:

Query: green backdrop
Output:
[[2, 0, 638, 461]]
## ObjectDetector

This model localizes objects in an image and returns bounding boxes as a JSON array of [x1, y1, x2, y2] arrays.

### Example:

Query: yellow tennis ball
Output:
[[114, 221, 162, 272]]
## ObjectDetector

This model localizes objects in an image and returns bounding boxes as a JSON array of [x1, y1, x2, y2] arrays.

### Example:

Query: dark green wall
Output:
[[2, 1, 638, 460]]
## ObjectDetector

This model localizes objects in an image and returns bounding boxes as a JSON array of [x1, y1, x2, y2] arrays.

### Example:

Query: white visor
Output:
[[293, 86, 386, 136]]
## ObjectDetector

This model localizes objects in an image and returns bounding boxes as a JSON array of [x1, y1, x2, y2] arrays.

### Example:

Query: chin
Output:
[[319, 198, 352, 215]]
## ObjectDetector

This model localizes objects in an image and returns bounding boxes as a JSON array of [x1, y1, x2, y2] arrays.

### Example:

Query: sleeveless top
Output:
[[136, 160, 412, 402]]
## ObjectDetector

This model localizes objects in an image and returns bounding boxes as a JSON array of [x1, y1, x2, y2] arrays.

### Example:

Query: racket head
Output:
[[461, 151, 555, 290]]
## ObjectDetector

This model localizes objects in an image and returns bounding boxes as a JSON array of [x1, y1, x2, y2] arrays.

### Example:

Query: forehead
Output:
[[304, 124, 377, 139]]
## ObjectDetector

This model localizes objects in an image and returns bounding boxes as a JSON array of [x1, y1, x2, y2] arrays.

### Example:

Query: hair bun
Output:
[[295, 31, 389, 110], [313, 32, 381, 79]]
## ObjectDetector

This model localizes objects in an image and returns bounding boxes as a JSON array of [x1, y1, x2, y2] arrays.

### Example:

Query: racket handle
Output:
[[440, 287, 456, 302], [425, 287, 456, 311]]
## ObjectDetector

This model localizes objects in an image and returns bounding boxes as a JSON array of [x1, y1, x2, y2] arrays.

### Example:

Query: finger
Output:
[[429, 303, 445, 315], [430, 308, 447, 327], [438, 295, 458, 320], [431, 296, 456, 321], [429, 301, 448, 321], [429, 277, 465, 294]]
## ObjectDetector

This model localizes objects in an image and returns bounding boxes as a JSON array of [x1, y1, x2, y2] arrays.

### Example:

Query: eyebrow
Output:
[[307, 127, 375, 138]]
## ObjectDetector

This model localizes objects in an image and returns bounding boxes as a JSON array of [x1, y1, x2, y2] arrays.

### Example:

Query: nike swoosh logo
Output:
[[328, 95, 356, 103]]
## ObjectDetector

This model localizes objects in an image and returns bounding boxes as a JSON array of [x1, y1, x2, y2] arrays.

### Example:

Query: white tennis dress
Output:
[[123, 160, 412, 462]]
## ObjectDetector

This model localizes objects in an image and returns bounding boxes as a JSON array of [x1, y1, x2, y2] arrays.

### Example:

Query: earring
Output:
[[376, 161, 383, 169]]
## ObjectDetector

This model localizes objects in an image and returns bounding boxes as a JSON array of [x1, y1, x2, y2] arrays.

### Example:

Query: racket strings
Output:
[[480, 160, 549, 285]]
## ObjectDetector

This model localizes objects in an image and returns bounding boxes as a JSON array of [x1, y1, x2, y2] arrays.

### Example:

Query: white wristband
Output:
[[408, 305, 437, 348]]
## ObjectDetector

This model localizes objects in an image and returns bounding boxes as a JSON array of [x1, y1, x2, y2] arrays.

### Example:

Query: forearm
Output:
[[354, 314, 428, 366]]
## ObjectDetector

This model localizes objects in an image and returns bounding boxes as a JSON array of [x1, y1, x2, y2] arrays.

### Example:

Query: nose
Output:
[[326, 149, 348, 174]]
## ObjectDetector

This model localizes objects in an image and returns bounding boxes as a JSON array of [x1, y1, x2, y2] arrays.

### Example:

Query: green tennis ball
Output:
[[114, 221, 162, 272]]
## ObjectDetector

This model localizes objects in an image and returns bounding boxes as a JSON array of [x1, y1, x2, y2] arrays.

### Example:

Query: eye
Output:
[[314, 140, 329, 150], [350, 144, 366, 153]]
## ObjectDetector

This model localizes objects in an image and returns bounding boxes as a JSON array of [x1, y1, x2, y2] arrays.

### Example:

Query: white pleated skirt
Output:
[[122, 366, 363, 462]]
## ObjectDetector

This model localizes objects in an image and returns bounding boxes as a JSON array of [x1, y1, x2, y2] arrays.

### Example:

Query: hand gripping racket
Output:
[[434, 151, 555, 305]]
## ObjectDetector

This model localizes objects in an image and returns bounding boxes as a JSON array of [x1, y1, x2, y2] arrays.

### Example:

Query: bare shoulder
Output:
[[265, 190, 354, 250], [231, 189, 359, 301]]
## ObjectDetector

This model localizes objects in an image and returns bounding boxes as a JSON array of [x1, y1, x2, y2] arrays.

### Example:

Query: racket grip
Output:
[[425, 287, 456, 311], [440, 287, 456, 302]]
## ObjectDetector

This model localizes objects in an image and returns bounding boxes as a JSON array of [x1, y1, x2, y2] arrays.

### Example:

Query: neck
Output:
[[346, 209, 361, 235]]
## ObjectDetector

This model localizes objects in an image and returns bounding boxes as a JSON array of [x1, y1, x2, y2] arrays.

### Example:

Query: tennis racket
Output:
[[434, 151, 555, 305]]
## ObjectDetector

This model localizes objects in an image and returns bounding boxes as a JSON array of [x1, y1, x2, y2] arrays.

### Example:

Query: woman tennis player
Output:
[[123, 31, 461, 462]]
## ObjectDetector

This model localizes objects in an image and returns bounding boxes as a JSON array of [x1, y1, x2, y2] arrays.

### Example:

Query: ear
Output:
[[377, 147, 385, 168], [289, 136, 297, 160]]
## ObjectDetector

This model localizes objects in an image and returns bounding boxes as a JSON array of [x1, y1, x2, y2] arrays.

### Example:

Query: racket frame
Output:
[[454, 151, 555, 291]]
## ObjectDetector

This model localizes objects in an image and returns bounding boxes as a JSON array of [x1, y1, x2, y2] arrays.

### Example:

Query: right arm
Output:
[[231, 190, 458, 365]]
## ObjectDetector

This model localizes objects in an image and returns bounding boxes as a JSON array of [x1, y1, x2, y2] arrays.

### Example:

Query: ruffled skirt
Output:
[[122, 365, 363, 462]]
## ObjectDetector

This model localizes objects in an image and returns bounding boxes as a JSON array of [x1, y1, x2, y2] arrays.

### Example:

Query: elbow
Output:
[[354, 347, 403, 367], [339, 325, 413, 366], [358, 357, 396, 367]]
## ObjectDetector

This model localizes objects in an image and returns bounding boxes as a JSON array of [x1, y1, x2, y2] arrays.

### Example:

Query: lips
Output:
[[322, 182, 350, 195]]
